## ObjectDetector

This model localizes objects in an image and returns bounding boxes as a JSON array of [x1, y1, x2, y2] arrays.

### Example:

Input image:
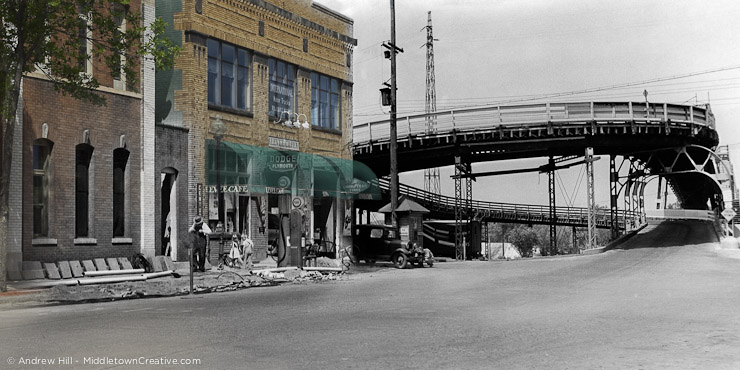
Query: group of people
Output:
[[189, 215, 254, 272]]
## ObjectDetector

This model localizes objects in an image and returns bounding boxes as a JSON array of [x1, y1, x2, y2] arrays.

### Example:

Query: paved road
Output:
[[1, 221, 739, 369]]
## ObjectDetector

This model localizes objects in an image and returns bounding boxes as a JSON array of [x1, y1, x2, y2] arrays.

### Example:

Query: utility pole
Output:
[[388, 0, 402, 230], [379, 1, 403, 230], [423, 11, 441, 198]]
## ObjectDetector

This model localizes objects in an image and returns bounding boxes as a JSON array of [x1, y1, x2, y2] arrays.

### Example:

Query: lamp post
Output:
[[210, 116, 227, 228]]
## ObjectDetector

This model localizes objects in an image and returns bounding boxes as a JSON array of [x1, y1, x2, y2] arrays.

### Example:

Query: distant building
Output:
[[7, 0, 157, 279], [155, 0, 360, 262]]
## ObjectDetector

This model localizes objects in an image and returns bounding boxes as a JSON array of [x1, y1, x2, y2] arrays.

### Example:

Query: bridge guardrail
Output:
[[378, 178, 633, 229], [353, 101, 713, 144]]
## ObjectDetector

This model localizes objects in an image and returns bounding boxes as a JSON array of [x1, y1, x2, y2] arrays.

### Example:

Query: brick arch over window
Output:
[[113, 147, 130, 237], [75, 143, 94, 237], [32, 138, 54, 238]]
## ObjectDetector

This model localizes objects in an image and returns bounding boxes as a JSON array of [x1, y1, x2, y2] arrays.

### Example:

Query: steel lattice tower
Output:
[[423, 11, 440, 196]]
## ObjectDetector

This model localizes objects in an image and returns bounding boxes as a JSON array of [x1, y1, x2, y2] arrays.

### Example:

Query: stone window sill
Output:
[[74, 238, 98, 245], [32, 238, 58, 246], [112, 237, 133, 245]]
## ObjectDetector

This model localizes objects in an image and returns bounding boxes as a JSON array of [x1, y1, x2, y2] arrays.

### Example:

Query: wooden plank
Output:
[[162, 256, 176, 272], [151, 256, 165, 273], [57, 261, 73, 279], [22, 261, 45, 280], [93, 258, 108, 271], [118, 257, 133, 270], [82, 260, 97, 272], [106, 258, 121, 270], [69, 261, 85, 278], [43, 263, 61, 280]]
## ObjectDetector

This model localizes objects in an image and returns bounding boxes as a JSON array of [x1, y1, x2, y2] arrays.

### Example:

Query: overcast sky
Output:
[[319, 0, 740, 209]]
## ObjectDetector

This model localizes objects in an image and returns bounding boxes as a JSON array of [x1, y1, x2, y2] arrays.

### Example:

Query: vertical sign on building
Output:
[[197, 183, 203, 216]]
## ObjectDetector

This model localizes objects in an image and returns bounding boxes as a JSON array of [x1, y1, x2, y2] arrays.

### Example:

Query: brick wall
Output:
[[21, 77, 142, 263], [140, 0, 157, 259], [154, 124, 190, 262]]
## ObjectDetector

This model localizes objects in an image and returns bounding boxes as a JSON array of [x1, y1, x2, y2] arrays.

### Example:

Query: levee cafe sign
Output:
[[269, 136, 299, 151]]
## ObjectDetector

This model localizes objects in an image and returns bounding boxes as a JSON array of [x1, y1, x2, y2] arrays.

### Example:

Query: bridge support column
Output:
[[548, 156, 557, 256], [638, 179, 647, 226], [454, 155, 464, 260], [610, 156, 621, 240], [624, 159, 636, 232], [572, 226, 578, 254], [586, 148, 596, 249], [466, 175, 473, 257]]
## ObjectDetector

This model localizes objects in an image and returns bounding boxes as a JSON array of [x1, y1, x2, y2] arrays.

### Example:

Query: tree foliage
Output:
[[0, 0, 179, 291], [507, 225, 540, 258]]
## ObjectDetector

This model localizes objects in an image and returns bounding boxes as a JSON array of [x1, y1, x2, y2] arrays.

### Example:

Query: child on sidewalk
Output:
[[241, 234, 254, 271], [228, 234, 242, 268]]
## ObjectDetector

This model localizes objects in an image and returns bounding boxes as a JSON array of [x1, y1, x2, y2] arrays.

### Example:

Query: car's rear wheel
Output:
[[392, 253, 407, 269]]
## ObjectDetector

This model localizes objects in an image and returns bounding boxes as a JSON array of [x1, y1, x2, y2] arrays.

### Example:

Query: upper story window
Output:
[[311, 72, 340, 130], [112, 5, 127, 90], [208, 39, 251, 111], [78, 5, 92, 77], [268, 58, 295, 118]]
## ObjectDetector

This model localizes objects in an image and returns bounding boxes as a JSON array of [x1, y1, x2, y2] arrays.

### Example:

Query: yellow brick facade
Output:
[[157, 0, 356, 261]]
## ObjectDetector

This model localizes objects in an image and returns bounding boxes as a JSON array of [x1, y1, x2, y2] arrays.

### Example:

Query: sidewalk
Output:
[[0, 257, 345, 309]]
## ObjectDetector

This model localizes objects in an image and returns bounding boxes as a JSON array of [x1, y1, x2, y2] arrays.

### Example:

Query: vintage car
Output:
[[352, 224, 433, 269]]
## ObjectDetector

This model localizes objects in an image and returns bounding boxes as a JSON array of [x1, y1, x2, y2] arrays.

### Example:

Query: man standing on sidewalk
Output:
[[189, 216, 211, 272]]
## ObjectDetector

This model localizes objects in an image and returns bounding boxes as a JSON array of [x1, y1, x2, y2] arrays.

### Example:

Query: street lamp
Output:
[[210, 116, 227, 228]]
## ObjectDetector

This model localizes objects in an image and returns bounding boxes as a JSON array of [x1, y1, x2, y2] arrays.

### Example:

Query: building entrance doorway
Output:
[[160, 169, 178, 260]]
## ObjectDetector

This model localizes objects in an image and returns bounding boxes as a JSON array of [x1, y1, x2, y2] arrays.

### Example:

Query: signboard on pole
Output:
[[721, 208, 736, 221]]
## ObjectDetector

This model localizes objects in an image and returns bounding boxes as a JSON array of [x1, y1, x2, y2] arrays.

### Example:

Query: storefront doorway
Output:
[[160, 168, 178, 260]]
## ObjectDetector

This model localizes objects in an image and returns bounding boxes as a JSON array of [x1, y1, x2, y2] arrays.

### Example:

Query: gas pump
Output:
[[275, 209, 305, 267]]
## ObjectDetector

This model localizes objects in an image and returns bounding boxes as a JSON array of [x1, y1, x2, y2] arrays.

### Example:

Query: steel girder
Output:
[[643, 144, 730, 210]]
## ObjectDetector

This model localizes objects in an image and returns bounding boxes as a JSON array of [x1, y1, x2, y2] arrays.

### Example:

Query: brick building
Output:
[[6, 0, 157, 279], [155, 0, 371, 263]]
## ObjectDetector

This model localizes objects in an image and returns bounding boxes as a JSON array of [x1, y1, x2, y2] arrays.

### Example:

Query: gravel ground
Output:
[[0, 257, 349, 309]]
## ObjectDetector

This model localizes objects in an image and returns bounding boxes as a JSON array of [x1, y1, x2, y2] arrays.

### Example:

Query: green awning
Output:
[[205, 140, 380, 199]]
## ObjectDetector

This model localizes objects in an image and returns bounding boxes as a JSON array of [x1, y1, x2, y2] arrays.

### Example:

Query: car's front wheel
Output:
[[392, 253, 407, 269]]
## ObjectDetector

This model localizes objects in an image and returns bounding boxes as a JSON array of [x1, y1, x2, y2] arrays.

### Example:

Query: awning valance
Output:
[[205, 140, 380, 199]]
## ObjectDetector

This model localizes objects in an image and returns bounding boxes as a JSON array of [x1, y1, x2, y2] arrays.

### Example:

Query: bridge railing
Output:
[[378, 178, 630, 228], [353, 101, 713, 144]]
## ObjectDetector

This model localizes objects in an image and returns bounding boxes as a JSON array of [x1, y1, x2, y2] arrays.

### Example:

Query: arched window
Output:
[[32, 139, 53, 237], [75, 144, 94, 237], [113, 148, 129, 237]]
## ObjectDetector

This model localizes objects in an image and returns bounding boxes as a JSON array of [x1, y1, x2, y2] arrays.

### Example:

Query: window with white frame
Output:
[[311, 72, 340, 130], [208, 39, 251, 111], [268, 58, 295, 118], [78, 5, 92, 76], [112, 6, 126, 90]]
